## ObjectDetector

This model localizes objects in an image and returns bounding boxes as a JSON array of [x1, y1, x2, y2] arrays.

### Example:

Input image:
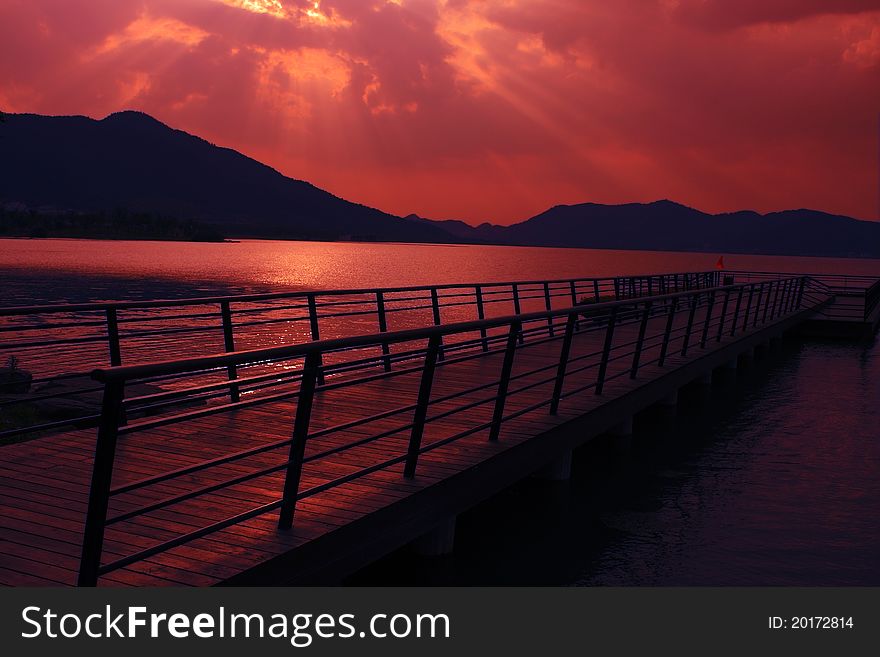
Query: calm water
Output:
[[2, 238, 879, 585], [352, 338, 880, 586], [3, 238, 880, 305]]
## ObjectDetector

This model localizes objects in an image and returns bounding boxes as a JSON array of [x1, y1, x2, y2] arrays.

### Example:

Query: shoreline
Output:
[[2, 234, 880, 260]]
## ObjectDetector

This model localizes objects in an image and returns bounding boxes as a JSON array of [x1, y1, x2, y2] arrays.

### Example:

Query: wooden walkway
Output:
[[0, 293, 823, 586]]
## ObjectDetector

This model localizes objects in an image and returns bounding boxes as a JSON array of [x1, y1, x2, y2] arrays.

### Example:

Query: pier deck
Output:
[[0, 274, 837, 586]]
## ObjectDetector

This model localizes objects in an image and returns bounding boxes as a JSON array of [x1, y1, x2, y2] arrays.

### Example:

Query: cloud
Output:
[[671, 0, 880, 30], [1, 0, 878, 223]]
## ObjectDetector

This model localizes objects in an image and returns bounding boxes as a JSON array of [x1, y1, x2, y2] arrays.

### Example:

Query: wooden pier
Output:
[[0, 271, 871, 586]]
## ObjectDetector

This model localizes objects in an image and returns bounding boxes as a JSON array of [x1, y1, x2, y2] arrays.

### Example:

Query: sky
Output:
[[1, 0, 879, 225]]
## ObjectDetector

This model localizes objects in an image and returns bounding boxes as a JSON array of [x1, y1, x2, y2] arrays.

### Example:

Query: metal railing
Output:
[[76, 276, 819, 585], [0, 270, 721, 440], [729, 270, 880, 323]]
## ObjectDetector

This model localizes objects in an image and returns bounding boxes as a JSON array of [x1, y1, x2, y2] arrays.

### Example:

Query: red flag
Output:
[[715, 256, 725, 270]]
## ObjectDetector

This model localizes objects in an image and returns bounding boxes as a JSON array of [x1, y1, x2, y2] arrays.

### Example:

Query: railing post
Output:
[[512, 283, 524, 344], [430, 288, 445, 361], [796, 277, 806, 309], [105, 307, 122, 367], [742, 285, 755, 331], [717, 289, 731, 342], [753, 283, 765, 327], [569, 281, 581, 331], [475, 285, 488, 352], [730, 287, 744, 337], [376, 291, 391, 372], [543, 282, 555, 337], [595, 306, 619, 395], [784, 279, 794, 316], [489, 321, 522, 439], [613, 278, 621, 300], [220, 301, 240, 403], [78, 379, 125, 587], [730, 287, 745, 337], [700, 291, 715, 348], [658, 297, 677, 367], [405, 335, 442, 477], [770, 279, 783, 319], [774, 279, 785, 317], [307, 294, 325, 385], [278, 351, 320, 529], [762, 281, 774, 324], [593, 279, 601, 302], [681, 293, 699, 357], [550, 314, 576, 414], [630, 301, 652, 379]]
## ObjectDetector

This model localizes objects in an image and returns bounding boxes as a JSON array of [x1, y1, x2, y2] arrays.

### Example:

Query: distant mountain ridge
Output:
[[442, 200, 880, 258], [2, 111, 879, 257]]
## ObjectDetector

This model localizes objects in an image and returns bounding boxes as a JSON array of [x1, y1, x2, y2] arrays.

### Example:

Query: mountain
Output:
[[0, 111, 457, 243], [2, 111, 878, 257], [403, 214, 506, 242], [475, 200, 880, 257]]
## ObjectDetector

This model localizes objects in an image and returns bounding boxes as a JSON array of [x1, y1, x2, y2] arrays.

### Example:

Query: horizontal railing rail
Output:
[[75, 276, 821, 585], [729, 270, 880, 323], [0, 270, 722, 440], [863, 279, 880, 322], [0, 271, 724, 316], [727, 270, 879, 290]]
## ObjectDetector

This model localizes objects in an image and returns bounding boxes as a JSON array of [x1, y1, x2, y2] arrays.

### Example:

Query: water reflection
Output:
[[3, 238, 880, 305]]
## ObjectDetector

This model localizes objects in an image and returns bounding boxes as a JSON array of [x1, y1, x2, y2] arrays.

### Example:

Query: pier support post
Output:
[[535, 450, 572, 481], [609, 417, 634, 452], [717, 357, 738, 382], [657, 390, 679, 417], [691, 370, 713, 403], [411, 516, 457, 557]]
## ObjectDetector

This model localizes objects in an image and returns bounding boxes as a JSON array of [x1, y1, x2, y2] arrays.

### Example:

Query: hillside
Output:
[[0, 111, 456, 243]]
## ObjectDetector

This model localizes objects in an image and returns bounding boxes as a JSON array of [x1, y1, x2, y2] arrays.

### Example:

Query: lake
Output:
[[3, 238, 880, 305]]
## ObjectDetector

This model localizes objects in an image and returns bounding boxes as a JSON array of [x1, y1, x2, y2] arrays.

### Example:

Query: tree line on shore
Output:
[[0, 206, 226, 242]]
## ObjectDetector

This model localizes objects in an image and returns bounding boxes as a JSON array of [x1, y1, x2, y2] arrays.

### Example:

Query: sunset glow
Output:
[[1, 0, 878, 223]]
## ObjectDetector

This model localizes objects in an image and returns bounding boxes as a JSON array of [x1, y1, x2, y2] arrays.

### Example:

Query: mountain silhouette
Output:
[[457, 200, 880, 257], [0, 111, 454, 243], [2, 111, 879, 257]]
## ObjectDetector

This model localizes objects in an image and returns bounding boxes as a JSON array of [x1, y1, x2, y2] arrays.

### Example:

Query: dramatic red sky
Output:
[[2, 0, 879, 224]]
